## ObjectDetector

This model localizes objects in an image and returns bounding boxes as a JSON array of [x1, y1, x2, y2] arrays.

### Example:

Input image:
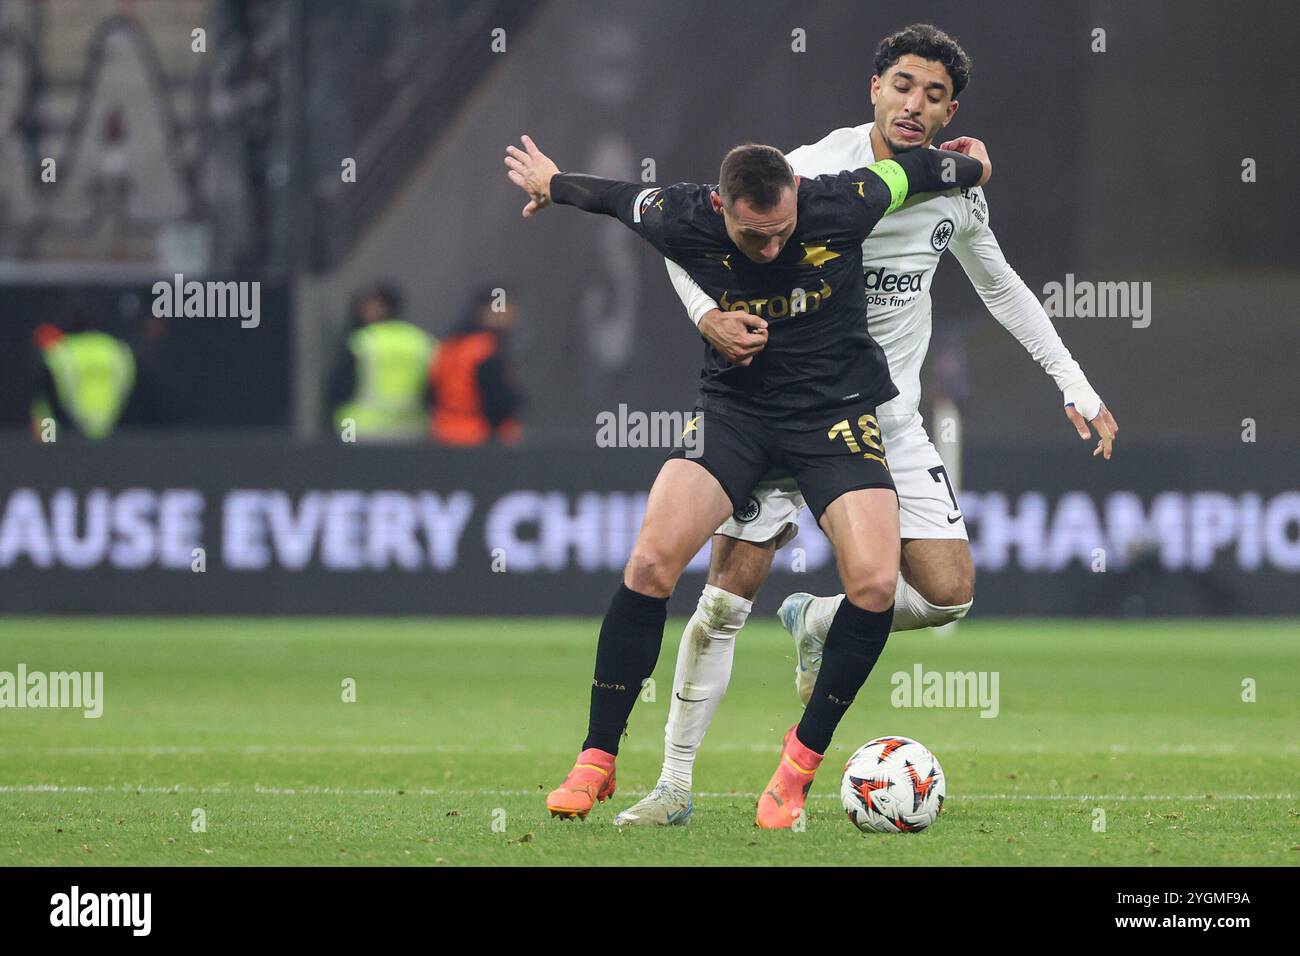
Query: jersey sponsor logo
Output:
[[798, 242, 840, 268], [633, 188, 663, 222], [718, 278, 832, 319], [733, 496, 761, 522], [960, 186, 987, 224], [930, 218, 955, 252], [863, 266, 923, 295]]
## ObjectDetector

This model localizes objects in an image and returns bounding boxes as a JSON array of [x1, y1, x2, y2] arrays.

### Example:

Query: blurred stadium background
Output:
[[0, 0, 1297, 620]]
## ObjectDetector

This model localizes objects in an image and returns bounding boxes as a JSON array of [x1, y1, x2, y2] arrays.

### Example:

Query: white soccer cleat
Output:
[[779, 592, 823, 706], [612, 782, 693, 827]]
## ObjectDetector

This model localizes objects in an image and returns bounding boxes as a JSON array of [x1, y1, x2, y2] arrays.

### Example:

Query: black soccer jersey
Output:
[[551, 148, 984, 428]]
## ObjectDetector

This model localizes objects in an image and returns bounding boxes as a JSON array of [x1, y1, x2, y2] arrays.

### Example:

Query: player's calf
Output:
[[795, 597, 894, 755], [784, 488, 899, 750]]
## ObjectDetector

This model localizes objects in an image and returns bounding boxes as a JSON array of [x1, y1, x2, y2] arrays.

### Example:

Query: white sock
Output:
[[658, 584, 751, 792], [802, 577, 968, 638]]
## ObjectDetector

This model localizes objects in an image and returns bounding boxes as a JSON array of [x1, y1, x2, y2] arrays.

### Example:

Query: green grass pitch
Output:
[[0, 616, 1295, 866]]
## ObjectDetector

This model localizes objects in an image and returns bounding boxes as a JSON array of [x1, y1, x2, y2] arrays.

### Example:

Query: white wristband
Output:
[[1062, 378, 1102, 421]]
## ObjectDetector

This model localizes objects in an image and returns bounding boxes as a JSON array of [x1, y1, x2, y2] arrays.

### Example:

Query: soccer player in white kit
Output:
[[614, 23, 1119, 826]]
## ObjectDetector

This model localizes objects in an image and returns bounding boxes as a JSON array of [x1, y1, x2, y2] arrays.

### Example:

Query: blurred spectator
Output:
[[29, 317, 137, 441], [127, 315, 174, 427], [431, 287, 524, 446], [326, 282, 435, 441]]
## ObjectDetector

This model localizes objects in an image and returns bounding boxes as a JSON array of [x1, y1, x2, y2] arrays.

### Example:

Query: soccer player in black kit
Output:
[[505, 132, 989, 827]]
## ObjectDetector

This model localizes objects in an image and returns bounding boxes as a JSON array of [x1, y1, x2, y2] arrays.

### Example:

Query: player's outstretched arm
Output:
[[947, 186, 1120, 459], [505, 133, 686, 258], [504, 132, 643, 221]]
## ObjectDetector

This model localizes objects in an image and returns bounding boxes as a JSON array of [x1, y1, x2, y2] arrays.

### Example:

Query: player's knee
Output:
[[624, 545, 680, 598], [933, 595, 972, 625], [912, 576, 974, 626], [844, 571, 896, 613], [921, 577, 974, 611]]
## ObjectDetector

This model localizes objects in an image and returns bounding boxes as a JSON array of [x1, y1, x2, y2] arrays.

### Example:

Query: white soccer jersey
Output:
[[793, 123, 972, 429]]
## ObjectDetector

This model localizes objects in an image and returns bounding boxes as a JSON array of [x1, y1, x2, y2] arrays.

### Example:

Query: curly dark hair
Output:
[[874, 24, 972, 99]]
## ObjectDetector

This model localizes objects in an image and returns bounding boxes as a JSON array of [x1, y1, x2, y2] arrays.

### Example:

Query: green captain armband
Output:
[[867, 159, 909, 214]]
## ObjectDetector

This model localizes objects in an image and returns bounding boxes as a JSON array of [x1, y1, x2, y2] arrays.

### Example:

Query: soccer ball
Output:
[[840, 735, 945, 833]]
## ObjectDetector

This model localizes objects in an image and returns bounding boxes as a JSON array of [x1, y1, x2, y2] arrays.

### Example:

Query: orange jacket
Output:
[[430, 330, 520, 445]]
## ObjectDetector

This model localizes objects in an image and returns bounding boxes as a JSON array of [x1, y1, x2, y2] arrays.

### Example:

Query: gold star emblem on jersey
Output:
[[683, 415, 701, 435], [714, 254, 732, 270], [799, 242, 840, 268]]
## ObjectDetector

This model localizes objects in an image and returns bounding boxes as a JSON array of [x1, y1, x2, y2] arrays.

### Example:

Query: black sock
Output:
[[582, 583, 669, 755], [796, 598, 894, 755]]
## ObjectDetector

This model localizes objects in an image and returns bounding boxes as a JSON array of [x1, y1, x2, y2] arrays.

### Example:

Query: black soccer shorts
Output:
[[667, 401, 896, 522]]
